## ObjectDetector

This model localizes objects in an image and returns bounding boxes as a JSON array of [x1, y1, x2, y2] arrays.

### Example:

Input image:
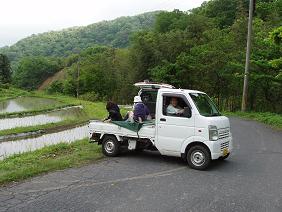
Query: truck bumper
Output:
[[210, 136, 233, 160]]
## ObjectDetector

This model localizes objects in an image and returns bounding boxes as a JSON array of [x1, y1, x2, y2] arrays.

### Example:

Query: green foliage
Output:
[[0, 12, 158, 68], [225, 111, 282, 129], [129, 0, 282, 113], [195, 0, 248, 28], [270, 26, 282, 45], [155, 10, 189, 33], [13, 57, 63, 90], [0, 54, 11, 84], [46, 81, 64, 94], [52, 46, 136, 103], [0, 139, 103, 185], [79, 91, 100, 102], [0, 86, 29, 101], [1, 0, 282, 113]]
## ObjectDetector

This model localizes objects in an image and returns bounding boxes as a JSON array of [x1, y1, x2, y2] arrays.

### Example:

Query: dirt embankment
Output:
[[38, 70, 66, 90]]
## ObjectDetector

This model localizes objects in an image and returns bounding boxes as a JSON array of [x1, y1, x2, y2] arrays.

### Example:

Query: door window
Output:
[[162, 95, 190, 118]]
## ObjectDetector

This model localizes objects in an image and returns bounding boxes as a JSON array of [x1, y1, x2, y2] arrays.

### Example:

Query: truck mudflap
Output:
[[89, 132, 101, 143]]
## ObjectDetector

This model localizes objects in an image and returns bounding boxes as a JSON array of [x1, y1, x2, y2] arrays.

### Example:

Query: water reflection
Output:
[[0, 106, 86, 130], [0, 97, 62, 114], [0, 125, 88, 160]]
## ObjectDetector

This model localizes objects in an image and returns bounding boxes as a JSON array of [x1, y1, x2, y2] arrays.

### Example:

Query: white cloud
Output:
[[0, 0, 205, 47]]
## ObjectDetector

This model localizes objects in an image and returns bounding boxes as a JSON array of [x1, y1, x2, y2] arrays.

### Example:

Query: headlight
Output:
[[209, 125, 218, 141]]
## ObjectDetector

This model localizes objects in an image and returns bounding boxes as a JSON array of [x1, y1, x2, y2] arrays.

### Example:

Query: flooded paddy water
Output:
[[0, 96, 63, 114], [0, 96, 94, 160], [0, 125, 89, 160], [0, 106, 86, 130]]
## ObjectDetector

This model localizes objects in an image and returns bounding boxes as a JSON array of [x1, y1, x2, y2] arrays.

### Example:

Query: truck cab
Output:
[[89, 83, 233, 170], [154, 88, 232, 168]]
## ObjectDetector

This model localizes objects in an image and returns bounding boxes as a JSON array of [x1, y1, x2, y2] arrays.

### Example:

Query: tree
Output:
[[58, 46, 136, 102], [270, 26, 282, 45], [0, 11, 158, 69], [0, 54, 11, 84], [13, 57, 62, 90]]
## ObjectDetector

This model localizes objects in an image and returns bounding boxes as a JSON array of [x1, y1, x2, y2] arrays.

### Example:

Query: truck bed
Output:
[[88, 120, 156, 139]]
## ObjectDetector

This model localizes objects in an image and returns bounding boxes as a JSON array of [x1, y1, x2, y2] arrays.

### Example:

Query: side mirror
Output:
[[183, 107, 192, 118]]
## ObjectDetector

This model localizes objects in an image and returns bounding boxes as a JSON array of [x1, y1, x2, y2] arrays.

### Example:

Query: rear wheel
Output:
[[102, 135, 120, 157], [187, 145, 211, 170]]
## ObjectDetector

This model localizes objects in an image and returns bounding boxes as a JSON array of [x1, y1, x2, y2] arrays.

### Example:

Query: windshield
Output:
[[189, 93, 221, 117]]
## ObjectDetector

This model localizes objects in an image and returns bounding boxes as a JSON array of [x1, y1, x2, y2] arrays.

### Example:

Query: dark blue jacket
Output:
[[133, 103, 150, 121]]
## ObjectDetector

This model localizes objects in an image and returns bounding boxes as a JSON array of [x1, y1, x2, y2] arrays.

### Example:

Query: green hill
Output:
[[0, 11, 159, 65]]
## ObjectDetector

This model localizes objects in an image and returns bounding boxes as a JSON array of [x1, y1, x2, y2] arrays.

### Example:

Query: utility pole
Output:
[[241, 0, 254, 111], [76, 58, 80, 98]]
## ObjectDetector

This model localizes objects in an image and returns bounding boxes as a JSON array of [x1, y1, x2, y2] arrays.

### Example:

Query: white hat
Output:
[[134, 96, 142, 103]]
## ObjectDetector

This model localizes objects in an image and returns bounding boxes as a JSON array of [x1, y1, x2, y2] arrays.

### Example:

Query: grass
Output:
[[31, 91, 109, 120], [0, 120, 85, 137], [0, 139, 103, 186], [0, 87, 29, 101], [225, 111, 282, 130]]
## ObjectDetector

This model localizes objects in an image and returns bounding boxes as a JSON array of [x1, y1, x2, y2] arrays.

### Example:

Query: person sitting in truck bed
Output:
[[166, 97, 184, 116], [133, 96, 150, 122], [103, 101, 122, 122], [124, 96, 151, 122]]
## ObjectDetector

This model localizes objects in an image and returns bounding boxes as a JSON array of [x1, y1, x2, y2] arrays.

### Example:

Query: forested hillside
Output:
[[0, 11, 158, 65], [1, 0, 281, 113]]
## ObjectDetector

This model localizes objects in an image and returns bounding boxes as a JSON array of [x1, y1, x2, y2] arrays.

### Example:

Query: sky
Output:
[[0, 0, 205, 47]]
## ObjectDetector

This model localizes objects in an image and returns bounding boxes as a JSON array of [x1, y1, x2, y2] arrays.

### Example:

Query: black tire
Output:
[[102, 135, 120, 157], [134, 147, 144, 152], [186, 145, 211, 170], [219, 153, 230, 160]]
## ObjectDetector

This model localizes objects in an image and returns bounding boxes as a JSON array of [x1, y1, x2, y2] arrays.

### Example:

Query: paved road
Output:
[[0, 118, 282, 212]]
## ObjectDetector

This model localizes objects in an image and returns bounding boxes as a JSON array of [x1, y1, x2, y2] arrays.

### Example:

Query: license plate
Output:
[[222, 148, 229, 156]]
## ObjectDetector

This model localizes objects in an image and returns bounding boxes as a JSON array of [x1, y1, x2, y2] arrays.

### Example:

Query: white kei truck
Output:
[[88, 82, 233, 170]]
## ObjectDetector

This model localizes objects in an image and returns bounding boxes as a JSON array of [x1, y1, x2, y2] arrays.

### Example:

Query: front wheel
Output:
[[187, 145, 211, 170], [102, 135, 120, 157]]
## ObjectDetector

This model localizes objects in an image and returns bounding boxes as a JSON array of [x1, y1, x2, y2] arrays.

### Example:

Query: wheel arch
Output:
[[181, 141, 211, 160], [100, 133, 122, 144]]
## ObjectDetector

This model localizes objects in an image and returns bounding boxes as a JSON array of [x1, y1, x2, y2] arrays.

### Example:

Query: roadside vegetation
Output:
[[0, 139, 103, 185], [225, 111, 282, 130]]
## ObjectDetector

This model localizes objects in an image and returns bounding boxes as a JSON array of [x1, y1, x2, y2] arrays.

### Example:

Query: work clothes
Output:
[[133, 102, 150, 122], [166, 104, 183, 116], [106, 103, 122, 121]]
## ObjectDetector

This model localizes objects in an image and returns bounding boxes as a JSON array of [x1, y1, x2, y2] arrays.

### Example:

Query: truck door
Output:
[[156, 94, 194, 156]]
